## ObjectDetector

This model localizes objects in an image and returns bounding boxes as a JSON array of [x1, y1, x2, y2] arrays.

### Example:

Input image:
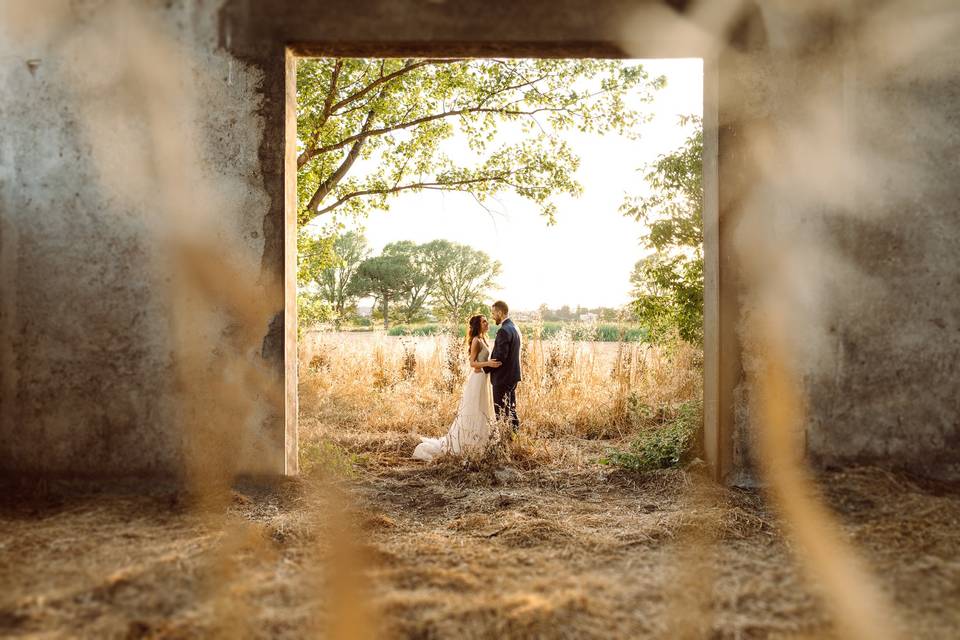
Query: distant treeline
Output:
[[386, 322, 647, 342]]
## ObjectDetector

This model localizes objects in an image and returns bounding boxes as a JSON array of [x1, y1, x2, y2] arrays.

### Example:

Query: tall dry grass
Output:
[[298, 329, 702, 444]]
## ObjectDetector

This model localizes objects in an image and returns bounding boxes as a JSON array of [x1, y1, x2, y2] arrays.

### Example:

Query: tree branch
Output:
[[306, 109, 377, 210], [313, 173, 510, 216], [298, 62, 602, 170], [329, 58, 464, 115], [302, 104, 577, 165], [320, 60, 343, 124], [299, 60, 343, 162]]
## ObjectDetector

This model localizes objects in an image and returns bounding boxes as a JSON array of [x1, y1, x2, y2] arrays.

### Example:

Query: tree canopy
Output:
[[348, 254, 413, 329], [297, 237, 501, 330], [422, 240, 501, 322], [297, 58, 665, 226], [298, 230, 370, 327], [622, 116, 703, 345], [381, 241, 435, 323]]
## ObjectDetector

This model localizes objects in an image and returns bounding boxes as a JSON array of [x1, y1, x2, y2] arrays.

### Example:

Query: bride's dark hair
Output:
[[466, 314, 485, 352]]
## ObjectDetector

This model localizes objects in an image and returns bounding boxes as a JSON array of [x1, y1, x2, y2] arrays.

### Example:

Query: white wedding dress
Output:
[[412, 342, 496, 461]]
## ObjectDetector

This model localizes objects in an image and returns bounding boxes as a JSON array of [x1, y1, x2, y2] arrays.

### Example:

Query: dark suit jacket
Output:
[[484, 318, 522, 388]]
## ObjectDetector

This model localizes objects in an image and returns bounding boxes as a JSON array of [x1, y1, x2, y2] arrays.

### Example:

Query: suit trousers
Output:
[[492, 381, 520, 432]]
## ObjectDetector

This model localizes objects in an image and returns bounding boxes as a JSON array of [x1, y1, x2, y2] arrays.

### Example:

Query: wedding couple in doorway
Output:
[[412, 300, 522, 461]]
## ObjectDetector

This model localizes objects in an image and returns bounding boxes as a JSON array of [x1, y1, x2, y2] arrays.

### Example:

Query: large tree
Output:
[[296, 58, 664, 225], [349, 254, 415, 329], [300, 230, 369, 325], [382, 241, 435, 323], [622, 116, 703, 345], [296, 231, 337, 330], [423, 240, 501, 323]]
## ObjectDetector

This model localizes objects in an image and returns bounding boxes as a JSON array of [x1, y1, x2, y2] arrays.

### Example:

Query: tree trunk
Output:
[[382, 296, 390, 330]]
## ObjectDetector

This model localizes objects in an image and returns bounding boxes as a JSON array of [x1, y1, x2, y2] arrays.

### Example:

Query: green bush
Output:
[[601, 400, 701, 471], [385, 322, 646, 342], [521, 322, 645, 342], [387, 324, 497, 339], [297, 291, 333, 336], [594, 324, 646, 342], [299, 440, 363, 477]]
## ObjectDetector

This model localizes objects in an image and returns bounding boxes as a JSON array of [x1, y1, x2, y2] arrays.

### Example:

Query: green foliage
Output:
[[421, 240, 501, 323], [382, 240, 434, 323], [629, 253, 703, 344], [297, 290, 333, 332], [385, 322, 645, 342], [601, 400, 701, 472], [387, 323, 496, 339], [299, 440, 363, 477], [591, 324, 646, 343], [537, 304, 624, 322], [297, 58, 665, 225], [299, 230, 370, 327], [297, 230, 337, 284], [622, 116, 704, 345], [303, 237, 500, 328], [349, 254, 413, 329]]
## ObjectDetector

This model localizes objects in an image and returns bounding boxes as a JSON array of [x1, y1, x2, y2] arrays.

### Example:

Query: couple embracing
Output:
[[412, 300, 521, 461]]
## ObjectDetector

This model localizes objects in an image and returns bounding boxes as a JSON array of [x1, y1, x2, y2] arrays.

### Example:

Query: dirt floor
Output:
[[2, 432, 959, 639]]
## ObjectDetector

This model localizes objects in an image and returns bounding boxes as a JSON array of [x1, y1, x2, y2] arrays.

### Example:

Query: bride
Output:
[[412, 314, 501, 461]]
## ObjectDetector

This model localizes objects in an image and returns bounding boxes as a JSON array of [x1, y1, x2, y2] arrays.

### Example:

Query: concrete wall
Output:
[[800, 4, 960, 479], [1, 0, 958, 481], [0, 2, 282, 477], [722, 2, 960, 482]]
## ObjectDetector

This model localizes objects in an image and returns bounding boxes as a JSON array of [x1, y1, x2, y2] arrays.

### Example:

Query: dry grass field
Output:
[[298, 329, 702, 442], [2, 332, 960, 638]]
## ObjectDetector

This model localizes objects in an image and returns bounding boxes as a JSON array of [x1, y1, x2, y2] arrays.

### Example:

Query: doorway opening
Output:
[[286, 55, 716, 477]]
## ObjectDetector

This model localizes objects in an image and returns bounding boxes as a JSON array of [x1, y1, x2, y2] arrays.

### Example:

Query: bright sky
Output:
[[308, 59, 703, 312]]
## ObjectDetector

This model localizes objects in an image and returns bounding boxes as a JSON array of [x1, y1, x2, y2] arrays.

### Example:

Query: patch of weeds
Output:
[[299, 440, 364, 478], [400, 339, 417, 380], [601, 400, 701, 472], [308, 352, 330, 372], [626, 394, 670, 428]]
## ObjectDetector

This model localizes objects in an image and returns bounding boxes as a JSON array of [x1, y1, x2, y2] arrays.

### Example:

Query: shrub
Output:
[[601, 400, 701, 471], [594, 324, 647, 343], [387, 321, 647, 342], [297, 291, 333, 336], [388, 323, 497, 339], [299, 440, 362, 477], [400, 339, 417, 380]]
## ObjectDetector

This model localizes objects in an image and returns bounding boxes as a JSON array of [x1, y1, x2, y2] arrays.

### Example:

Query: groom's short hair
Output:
[[492, 300, 509, 315]]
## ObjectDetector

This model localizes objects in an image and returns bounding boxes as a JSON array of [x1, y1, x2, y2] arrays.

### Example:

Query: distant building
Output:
[[357, 305, 373, 318], [578, 312, 599, 323]]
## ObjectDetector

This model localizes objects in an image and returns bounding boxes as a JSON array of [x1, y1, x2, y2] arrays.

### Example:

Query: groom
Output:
[[484, 300, 522, 433]]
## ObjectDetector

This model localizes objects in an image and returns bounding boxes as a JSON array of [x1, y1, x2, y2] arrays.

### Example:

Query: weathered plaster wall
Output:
[[724, 2, 960, 482], [2, 0, 958, 481], [0, 2, 280, 476], [802, 7, 960, 479]]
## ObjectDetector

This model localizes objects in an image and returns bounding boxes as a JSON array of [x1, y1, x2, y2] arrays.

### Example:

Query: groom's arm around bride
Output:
[[483, 314, 511, 376]]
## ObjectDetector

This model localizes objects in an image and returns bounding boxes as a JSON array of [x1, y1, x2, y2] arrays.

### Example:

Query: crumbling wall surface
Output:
[[0, 2, 273, 476], [804, 8, 960, 479], [728, 2, 960, 482], [2, 0, 959, 481]]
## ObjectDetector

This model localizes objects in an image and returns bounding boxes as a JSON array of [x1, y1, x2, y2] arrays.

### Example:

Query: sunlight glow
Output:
[[313, 58, 703, 312]]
